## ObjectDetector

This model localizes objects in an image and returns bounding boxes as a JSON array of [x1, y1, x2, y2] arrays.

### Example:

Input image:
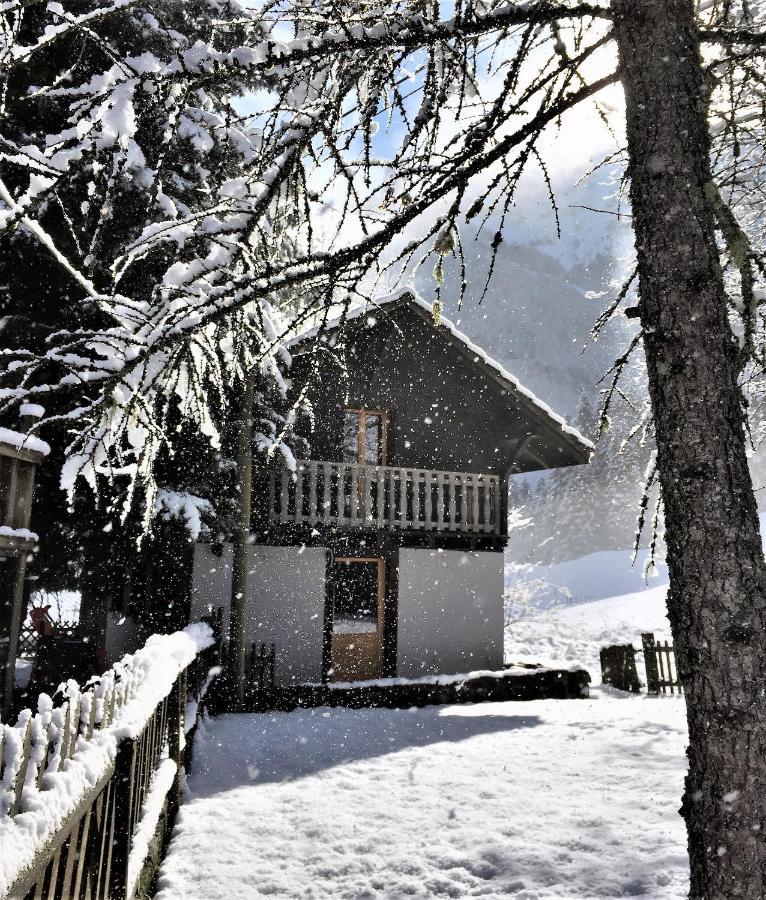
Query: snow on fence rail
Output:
[[0, 623, 218, 900]]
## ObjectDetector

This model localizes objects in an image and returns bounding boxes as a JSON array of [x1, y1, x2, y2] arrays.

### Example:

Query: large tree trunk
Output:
[[612, 2, 766, 896]]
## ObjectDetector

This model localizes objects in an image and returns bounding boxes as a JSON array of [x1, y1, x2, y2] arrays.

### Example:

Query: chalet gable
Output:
[[290, 290, 592, 476]]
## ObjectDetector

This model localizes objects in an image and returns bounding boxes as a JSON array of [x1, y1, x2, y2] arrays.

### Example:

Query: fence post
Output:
[[641, 632, 661, 695], [599, 644, 641, 693], [108, 737, 137, 900], [167, 671, 186, 819], [8, 716, 31, 816]]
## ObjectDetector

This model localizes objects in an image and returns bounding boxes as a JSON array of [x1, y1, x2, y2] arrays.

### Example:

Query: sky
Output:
[[234, 6, 637, 418], [235, 3, 629, 268]]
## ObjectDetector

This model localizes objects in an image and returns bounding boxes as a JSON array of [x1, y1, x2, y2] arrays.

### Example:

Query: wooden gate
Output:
[[641, 632, 683, 695]]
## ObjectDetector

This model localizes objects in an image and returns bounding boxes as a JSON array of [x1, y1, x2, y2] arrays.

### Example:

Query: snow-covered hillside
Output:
[[507, 549, 668, 610], [506, 586, 670, 678], [505, 543, 671, 678]]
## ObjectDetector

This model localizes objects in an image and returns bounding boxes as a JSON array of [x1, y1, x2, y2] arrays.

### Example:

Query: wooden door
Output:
[[330, 558, 385, 682]]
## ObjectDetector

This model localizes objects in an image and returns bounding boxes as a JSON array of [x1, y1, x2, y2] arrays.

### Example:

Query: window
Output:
[[342, 409, 389, 465]]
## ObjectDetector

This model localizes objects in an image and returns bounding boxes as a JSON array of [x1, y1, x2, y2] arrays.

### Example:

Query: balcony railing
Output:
[[268, 460, 502, 535]]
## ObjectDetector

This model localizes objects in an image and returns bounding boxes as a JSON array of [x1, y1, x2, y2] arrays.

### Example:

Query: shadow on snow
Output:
[[188, 706, 543, 792]]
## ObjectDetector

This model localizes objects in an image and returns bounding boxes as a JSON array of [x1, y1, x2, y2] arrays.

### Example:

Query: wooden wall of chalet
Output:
[[291, 304, 566, 477]]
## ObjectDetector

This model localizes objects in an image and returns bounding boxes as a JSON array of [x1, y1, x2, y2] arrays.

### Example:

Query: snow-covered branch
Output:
[[0, 0, 763, 527]]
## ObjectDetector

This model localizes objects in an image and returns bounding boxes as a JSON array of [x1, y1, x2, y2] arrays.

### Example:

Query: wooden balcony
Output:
[[267, 460, 502, 535]]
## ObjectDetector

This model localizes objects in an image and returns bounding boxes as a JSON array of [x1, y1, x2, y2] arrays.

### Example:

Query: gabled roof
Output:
[[290, 288, 593, 462]]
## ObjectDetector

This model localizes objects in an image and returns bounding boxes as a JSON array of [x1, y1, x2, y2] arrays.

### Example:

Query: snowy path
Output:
[[156, 692, 689, 899]]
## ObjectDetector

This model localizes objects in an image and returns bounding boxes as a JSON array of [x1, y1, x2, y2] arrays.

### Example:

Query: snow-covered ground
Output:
[[506, 585, 671, 678], [157, 586, 688, 900], [157, 691, 688, 900], [14, 657, 33, 689]]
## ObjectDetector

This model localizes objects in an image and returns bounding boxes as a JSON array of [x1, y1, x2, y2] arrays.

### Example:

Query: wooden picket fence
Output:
[[599, 633, 683, 695], [0, 626, 219, 900], [641, 632, 683, 695]]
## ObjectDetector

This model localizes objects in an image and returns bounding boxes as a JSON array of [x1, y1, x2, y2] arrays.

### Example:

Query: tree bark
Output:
[[230, 374, 254, 705], [612, 2, 766, 896]]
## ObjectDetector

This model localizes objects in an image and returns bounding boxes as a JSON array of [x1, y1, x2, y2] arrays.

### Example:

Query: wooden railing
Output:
[[268, 460, 502, 535], [0, 624, 220, 900]]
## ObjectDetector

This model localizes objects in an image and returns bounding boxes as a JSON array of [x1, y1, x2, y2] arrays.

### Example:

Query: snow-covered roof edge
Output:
[[291, 288, 594, 454], [0, 426, 50, 458]]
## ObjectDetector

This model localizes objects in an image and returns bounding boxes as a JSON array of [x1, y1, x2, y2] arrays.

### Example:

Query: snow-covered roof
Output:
[[0, 426, 50, 458], [291, 288, 593, 454]]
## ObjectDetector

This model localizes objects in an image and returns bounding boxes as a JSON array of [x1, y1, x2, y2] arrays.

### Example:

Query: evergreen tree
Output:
[[0, 2, 297, 610]]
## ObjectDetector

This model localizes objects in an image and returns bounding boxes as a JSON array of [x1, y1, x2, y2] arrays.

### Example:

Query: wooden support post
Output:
[[231, 375, 254, 707], [2, 554, 28, 721]]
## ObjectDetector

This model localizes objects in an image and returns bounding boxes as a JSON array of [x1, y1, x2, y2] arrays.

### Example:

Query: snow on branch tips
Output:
[[154, 490, 212, 542], [1, 0, 765, 524]]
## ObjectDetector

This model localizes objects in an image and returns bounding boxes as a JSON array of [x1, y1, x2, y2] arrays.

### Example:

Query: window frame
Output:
[[343, 407, 390, 466]]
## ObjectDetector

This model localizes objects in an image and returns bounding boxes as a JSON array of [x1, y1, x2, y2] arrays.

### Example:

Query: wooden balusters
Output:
[[294, 464, 304, 522], [270, 460, 502, 536]]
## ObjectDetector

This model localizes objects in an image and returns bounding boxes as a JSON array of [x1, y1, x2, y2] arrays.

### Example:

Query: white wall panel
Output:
[[396, 549, 503, 678], [191, 543, 328, 686]]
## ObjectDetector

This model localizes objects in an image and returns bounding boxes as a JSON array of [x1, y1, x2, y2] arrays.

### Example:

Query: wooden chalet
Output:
[[186, 290, 592, 685]]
